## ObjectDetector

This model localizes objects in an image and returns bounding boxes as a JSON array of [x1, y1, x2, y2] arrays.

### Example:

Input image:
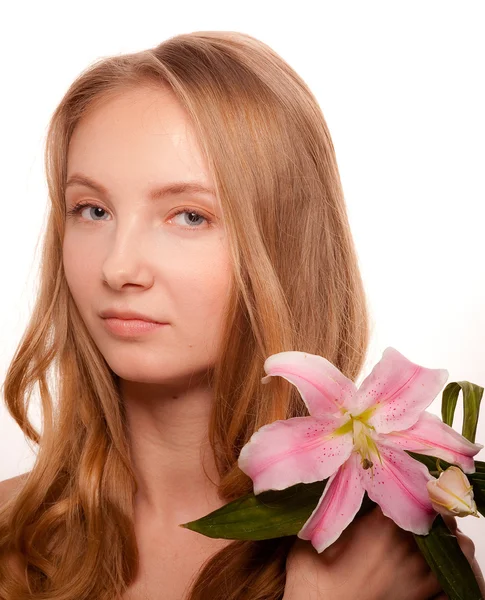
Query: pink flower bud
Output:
[[426, 466, 479, 518]]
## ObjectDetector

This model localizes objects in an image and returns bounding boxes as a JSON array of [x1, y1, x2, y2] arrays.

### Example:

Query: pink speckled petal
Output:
[[351, 347, 449, 433], [261, 351, 358, 417], [298, 452, 365, 553], [238, 414, 354, 494], [361, 441, 437, 535], [384, 411, 483, 474]]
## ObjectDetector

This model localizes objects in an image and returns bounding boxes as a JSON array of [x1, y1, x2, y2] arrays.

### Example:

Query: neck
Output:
[[121, 373, 223, 526]]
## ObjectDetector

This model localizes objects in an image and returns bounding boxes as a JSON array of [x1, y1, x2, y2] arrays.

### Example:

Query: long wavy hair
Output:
[[0, 30, 371, 600]]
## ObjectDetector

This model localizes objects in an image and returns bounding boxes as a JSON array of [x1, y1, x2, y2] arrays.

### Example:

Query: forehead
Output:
[[66, 86, 214, 196]]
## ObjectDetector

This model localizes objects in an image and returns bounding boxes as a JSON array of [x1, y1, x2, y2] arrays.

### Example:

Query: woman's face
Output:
[[63, 85, 232, 385]]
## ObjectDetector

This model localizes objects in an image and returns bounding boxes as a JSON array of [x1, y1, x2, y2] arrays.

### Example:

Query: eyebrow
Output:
[[64, 173, 216, 201]]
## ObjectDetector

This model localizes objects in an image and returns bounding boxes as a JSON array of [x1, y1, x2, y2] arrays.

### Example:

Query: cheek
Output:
[[62, 237, 97, 310], [182, 259, 232, 318], [172, 251, 233, 336]]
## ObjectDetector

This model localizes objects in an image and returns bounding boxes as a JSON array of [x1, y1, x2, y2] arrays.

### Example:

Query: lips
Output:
[[99, 308, 166, 324]]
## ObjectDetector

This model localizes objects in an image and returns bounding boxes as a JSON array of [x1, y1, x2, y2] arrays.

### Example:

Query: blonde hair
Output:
[[0, 31, 371, 600]]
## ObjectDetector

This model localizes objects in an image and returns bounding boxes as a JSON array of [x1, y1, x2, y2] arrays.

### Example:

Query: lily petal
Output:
[[298, 452, 365, 553], [352, 347, 448, 434], [238, 414, 354, 494], [261, 351, 358, 417], [360, 441, 437, 534], [383, 411, 484, 474]]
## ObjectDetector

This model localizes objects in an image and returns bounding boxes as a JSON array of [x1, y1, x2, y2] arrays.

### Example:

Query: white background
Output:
[[1, 0, 484, 571]]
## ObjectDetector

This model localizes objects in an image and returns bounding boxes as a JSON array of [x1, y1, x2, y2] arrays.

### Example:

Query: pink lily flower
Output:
[[238, 347, 483, 553]]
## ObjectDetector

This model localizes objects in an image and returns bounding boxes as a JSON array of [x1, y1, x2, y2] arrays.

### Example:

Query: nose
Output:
[[101, 221, 155, 291]]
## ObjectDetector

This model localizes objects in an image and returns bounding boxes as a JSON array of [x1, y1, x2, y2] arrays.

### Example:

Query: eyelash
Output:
[[66, 201, 213, 230]]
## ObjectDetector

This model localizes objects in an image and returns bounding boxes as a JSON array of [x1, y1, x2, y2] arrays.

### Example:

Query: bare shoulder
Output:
[[0, 472, 29, 507], [0, 473, 30, 579]]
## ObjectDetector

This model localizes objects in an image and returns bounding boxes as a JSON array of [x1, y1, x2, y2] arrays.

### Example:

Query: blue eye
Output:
[[66, 202, 109, 221], [66, 202, 213, 230], [170, 208, 210, 229]]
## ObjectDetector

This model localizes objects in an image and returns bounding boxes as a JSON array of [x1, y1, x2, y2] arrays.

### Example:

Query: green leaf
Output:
[[441, 380, 483, 443], [414, 514, 483, 600], [180, 480, 376, 540]]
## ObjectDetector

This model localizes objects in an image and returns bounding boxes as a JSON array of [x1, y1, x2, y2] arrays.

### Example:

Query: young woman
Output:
[[0, 31, 481, 600]]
